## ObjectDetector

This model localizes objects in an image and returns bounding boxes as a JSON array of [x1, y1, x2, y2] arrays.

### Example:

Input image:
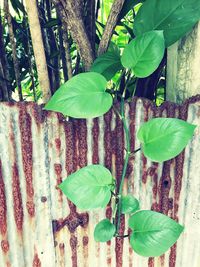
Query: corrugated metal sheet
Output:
[[0, 97, 200, 267]]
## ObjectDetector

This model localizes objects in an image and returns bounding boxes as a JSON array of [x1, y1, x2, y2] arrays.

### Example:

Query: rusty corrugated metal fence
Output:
[[0, 97, 200, 267]]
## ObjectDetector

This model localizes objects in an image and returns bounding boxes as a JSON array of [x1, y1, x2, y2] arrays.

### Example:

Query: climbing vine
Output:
[[44, 0, 198, 257]]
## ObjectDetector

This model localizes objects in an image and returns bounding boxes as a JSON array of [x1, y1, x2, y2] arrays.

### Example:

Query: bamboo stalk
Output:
[[25, 0, 51, 103]]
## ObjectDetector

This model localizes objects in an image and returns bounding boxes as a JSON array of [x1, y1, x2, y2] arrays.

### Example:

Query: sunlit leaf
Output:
[[121, 31, 165, 77], [137, 118, 196, 162], [134, 0, 200, 47], [94, 219, 116, 242], [45, 72, 113, 118], [129, 210, 184, 257], [59, 165, 114, 210]]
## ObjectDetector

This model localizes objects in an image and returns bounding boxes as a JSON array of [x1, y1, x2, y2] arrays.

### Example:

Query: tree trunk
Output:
[[84, 0, 96, 54], [4, 0, 23, 101], [25, 0, 51, 102], [167, 22, 200, 103], [98, 0, 125, 55], [54, 0, 95, 70]]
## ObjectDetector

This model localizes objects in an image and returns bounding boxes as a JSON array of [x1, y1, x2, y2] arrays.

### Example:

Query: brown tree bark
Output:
[[0, 14, 11, 101], [98, 0, 125, 56], [25, 0, 51, 103], [54, 0, 95, 70], [4, 0, 23, 101], [62, 26, 73, 79], [84, 0, 96, 54]]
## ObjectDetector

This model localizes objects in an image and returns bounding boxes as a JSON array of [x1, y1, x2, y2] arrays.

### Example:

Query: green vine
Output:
[[44, 0, 198, 257]]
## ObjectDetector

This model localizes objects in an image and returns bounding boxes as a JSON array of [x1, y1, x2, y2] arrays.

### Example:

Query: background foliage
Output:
[[0, 0, 167, 103]]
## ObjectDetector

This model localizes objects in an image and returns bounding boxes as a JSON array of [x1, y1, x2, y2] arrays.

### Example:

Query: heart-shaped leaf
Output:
[[44, 72, 113, 118], [137, 118, 196, 162], [59, 165, 114, 210], [91, 48, 123, 81], [94, 219, 116, 242], [121, 31, 165, 78], [129, 210, 184, 257], [121, 195, 140, 214], [133, 0, 200, 47]]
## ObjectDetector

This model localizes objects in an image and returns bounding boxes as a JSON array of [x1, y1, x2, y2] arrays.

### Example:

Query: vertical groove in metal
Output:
[[0, 97, 200, 267]]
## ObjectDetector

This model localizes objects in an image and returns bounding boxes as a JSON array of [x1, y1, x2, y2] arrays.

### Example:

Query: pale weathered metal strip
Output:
[[0, 97, 200, 267]]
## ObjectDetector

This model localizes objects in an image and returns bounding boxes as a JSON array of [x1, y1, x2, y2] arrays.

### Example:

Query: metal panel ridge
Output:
[[0, 96, 200, 267]]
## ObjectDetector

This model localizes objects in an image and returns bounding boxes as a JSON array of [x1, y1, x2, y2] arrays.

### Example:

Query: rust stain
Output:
[[26, 201, 35, 217], [1, 96, 200, 266], [169, 244, 177, 267], [92, 118, 100, 164], [104, 110, 113, 170], [10, 124, 24, 231], [64, 120, 76, 174], [159, 161, 172, 215], [106, 206, 112, 221], [160, 255, 165, 266], [82, 236, 89, 247], [55, 138, 61, 152], [149, 163, 160, 212], [59, 243, 65, 257], [148, 257, 154, 267], [142, 156, 148, 184], [52, 212, 89, 234], [77, 119, 87, 168], [82, 236, 89, 265], [0, 160, 7, 236], [33, 252, 41, 267], [70, 235, 78, 267], [12, 163, 23, 231], [19, 106, 35, 217], [54, 163, 63, 202], [1, 240, 9, 253], [32, 104, 46, 125]]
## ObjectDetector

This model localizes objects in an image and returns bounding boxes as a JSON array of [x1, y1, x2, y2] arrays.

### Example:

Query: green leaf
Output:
[[121, 195, 140, 214], [94, 219, 116, 242], [121, 31, 165, 78], [90, 48, 123, 81], [10, 0, 25, 17], [133, 0, 200, 47], [44, 72, 113, 118], [129, 210, 184, 257], [59, 165, 114, 210], [137, 118, 196, 162], [118, 0, 143, 21]]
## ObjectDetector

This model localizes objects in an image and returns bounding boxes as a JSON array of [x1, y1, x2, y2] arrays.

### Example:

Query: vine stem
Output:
[[116, 97, 131, 234]]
